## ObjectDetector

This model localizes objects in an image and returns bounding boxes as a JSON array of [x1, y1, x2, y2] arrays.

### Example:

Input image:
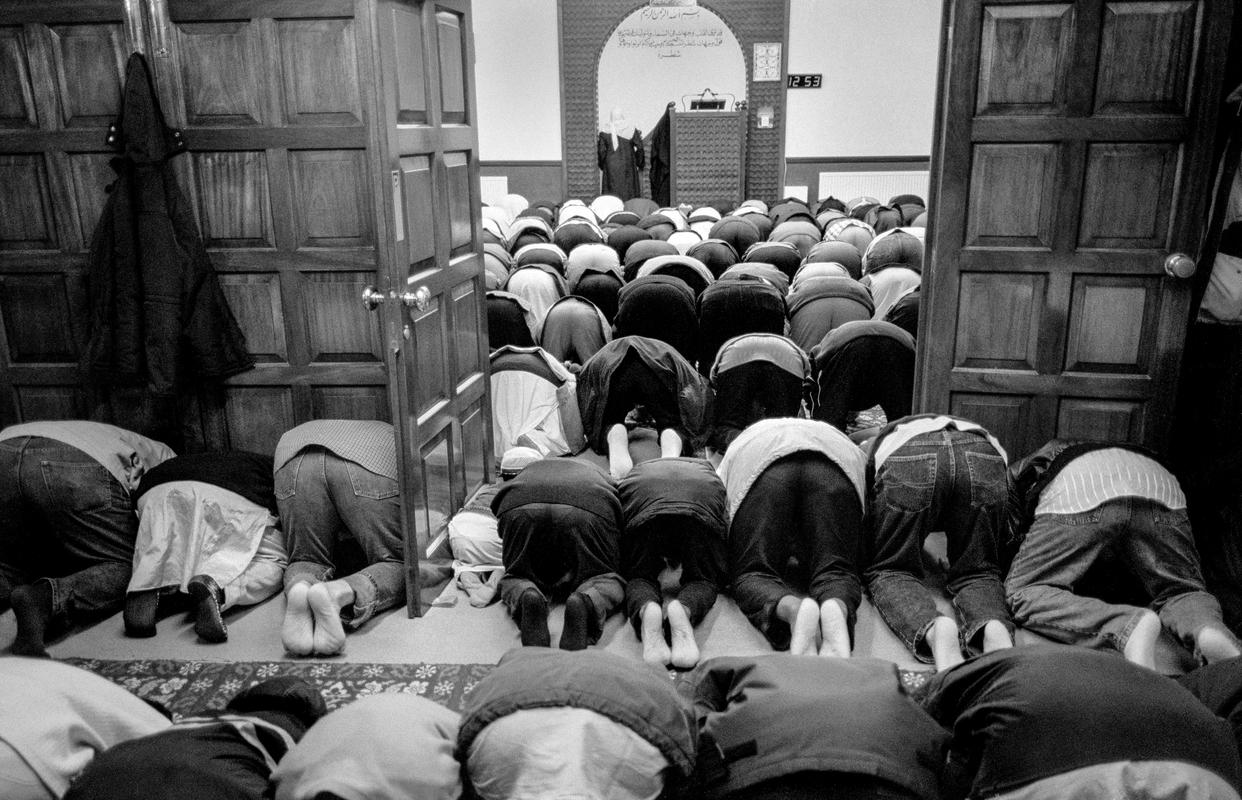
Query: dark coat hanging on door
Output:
[[83, 54, 252, 442]]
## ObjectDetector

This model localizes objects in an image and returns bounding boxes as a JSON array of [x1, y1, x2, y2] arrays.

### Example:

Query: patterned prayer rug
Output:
[[61, 658, 493, 718], [64, 657, 935, 720]]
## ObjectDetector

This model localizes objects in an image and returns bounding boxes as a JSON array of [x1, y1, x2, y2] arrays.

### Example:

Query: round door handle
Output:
[[401, 286, 432, 311], [360, 285, 386, 311], [1164, 253, 1196, 279]]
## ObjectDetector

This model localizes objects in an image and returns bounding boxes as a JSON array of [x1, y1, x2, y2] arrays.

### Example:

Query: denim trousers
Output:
[[865, 430, 1012, 662], [274, 448, 404, 629], [497, 502, 625, 644], [622, 515, 726, 634], [0, 436, 136, 622], [1005, 497, 1231, 657], [730, 452, 864, 650]]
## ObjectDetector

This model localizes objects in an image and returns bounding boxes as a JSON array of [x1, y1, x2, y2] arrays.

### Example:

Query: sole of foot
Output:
[[667, 601, 699, 669], [790, 597, 820, 656], [307, 582, 347, 656], [281, 582, 315, 657]]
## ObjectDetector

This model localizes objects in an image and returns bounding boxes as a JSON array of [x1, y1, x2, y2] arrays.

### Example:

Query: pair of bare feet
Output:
[[607, 424, 684, 481], [640, 600, 700, 668], [778, 596, 852, 657], [926, 616, 1014, 672], [1123, 610, 1241, 670], [282, 579, 354, 656]]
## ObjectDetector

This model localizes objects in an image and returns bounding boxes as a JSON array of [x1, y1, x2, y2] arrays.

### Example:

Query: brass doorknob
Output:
[[361, 285, 386, 311], [1164, 253, 1196, 279], [401, 286, 432, 311]]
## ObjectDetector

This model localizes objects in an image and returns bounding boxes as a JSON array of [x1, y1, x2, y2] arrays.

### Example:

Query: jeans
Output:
[[730, 452, 864, 650], [0, 436, 136, 622], [865, 430, 1012, 662], [498, 502, 625, 643], [1005, 497, 1231, 657], [622, 515, 726, 634], [274, 448, 404, 629]]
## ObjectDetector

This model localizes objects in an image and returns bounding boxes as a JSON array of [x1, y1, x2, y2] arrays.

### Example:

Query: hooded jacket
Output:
[[84, 54, 252, 400], [458, 647, 697, 798]]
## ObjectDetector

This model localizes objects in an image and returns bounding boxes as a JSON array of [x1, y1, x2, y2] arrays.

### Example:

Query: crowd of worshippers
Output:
[[4, 193, 1242, 797], [6, 646, 1242, 800]]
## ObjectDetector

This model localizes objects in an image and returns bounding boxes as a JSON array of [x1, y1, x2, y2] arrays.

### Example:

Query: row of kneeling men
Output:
[[4, 645, 1242, 799]]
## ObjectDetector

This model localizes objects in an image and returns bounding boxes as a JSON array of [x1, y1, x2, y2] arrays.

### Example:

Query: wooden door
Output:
[[365, 0, 492, 614], [150, 0, 391, 454], [919, 0, 1234, 458], [0, 1, 134, 425]]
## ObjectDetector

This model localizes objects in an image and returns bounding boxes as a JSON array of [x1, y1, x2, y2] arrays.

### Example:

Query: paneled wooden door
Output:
[[919, 0, 1234, 458], [0, 1, 135, 425], [150, 0, 393, 454], [365, 0, 492, 614]]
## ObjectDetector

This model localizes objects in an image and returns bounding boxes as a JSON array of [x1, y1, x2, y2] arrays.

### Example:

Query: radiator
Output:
[[815, 170, 930, 204]]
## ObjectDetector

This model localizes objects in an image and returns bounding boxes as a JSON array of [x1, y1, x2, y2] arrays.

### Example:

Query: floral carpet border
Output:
[[62, 657, 933, 721]]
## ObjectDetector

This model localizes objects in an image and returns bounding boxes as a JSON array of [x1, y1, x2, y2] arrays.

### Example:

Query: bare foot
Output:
[[1197, 625, 1242, 664], [980, 619, 1014, 653], [791, 597, 821, 655], [928, 616, 964, 672], [667, 600, 699, 669], [1123, 609, 1161, 670], [659, 429, 684, 458], [282, 582, 315, 657], [818, 598, 851, 658], [640, 602, 671, 666], [308, 580, 353, 656], [607, 424, 633, 481]]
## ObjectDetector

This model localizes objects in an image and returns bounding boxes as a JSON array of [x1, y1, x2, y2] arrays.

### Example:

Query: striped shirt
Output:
[[1035, 448, 1185, 516], [273, 420, 398, 480]]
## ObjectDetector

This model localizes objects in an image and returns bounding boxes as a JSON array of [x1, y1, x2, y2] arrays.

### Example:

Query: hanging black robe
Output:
[[598, 128, 645, 200], [83, 53, 252, 447]]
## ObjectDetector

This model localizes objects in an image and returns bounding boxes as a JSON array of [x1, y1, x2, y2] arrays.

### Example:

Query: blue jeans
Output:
[[1005, 497, 1231, 657], [865, 430, 1012, 662], [274, 448, 404, 629], [0, 436, 136, 622]]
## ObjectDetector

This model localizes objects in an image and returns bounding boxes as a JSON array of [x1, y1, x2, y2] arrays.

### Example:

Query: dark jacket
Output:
[[84, 54, 252, 400], [925, 646, 1241, 799], [458, 647, 697, 798], [135, 451, 277, 514], [686, 655, 947, 800], [577, 335, 713, 452]]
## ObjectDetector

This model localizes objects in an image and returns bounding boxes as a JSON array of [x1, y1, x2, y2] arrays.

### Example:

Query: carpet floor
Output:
[[61, 656, 936, 718]]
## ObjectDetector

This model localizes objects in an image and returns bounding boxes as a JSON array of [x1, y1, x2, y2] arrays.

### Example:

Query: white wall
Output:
[[784, 0, 942, 158], [473, 1, 942, 162], [474, 0, 562, 160]]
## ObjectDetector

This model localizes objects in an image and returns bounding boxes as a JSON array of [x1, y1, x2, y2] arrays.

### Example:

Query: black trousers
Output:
[[730, 452, 864, 650], [599, 350, 685, 451], [498, 502, 625, 643], [622, 515, 726, 634], [709, 362, 804, 452], [815, 336, 914, 429]]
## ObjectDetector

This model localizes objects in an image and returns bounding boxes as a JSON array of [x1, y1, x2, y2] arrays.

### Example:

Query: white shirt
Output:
[[468, 707, 668, 800]]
